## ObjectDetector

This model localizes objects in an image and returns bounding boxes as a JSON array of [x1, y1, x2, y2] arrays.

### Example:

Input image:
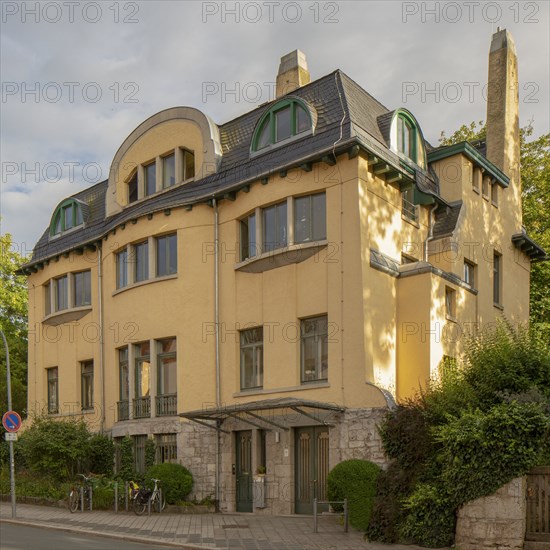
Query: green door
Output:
[[236, 430, 253, 512], [295, 426, 329, 514]]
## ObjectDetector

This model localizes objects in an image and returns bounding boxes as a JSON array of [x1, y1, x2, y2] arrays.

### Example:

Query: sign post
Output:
[[0, 330, 17, 518]]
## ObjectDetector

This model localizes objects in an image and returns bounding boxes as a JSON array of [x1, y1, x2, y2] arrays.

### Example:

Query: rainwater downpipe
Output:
[[213, 198, 221, 511], [98, 243, 106, 433]]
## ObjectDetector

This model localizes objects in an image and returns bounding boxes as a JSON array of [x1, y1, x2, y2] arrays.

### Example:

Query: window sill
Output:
[[491, 202, 498, 208], [250, 130, 313, 159], [482, 194, 490, 201], [235, 240, 328, 273], [43, 305, 92, 326], [494, 302, 504, 311], [445, 314, 458, 323], [233, 380, 330, 398], [402, 214, 420, 228], [113, 274, 177, 296], [472, 187, 480, 194]]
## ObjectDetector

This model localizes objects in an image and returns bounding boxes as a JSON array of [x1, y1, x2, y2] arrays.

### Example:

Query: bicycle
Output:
[[115, 479, 140, 511], [68, 474, 95, 513], [133, 478, 166, 515]]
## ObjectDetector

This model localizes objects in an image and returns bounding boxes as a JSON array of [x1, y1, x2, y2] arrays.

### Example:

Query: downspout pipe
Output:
[[213, 198, 221, 512], [97, 243, 106, 433]]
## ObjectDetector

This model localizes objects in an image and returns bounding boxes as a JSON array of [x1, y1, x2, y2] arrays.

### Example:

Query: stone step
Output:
[[524, 541, 550, 550]]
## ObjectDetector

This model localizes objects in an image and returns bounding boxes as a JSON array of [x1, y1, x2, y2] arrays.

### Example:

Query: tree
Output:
[[439, 122, 550, 328], [0, 232, 28, 416]]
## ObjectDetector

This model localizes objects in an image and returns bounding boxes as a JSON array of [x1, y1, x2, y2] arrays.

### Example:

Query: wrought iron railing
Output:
[[117, 400, 129, 421], [402, 196, 418, 223], [156, 394, 177, 416], [133, 397, 151, 419]]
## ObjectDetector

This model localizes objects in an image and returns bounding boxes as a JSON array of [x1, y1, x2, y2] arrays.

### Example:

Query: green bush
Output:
[[117, 435, 136, 481], [88, 434, 114, 476], [144, 463, 193, 504], [326, 459, 381, 531]]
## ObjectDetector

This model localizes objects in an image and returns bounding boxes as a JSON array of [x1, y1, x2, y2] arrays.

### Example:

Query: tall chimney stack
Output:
[[486, 28, 520, 187], [276, 50, 310, 99]]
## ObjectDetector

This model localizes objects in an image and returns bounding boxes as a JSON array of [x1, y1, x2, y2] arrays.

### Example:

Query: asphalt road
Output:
[[0, 523, 175, 550]]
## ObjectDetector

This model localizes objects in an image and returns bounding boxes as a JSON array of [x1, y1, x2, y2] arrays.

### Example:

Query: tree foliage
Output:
[[368, 324, 550, 547], [0, 232, 28, 416], [439, 121, 550, 328]]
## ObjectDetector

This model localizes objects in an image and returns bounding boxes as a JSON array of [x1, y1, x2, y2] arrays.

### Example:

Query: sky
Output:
[[1, 0, 549, 256]]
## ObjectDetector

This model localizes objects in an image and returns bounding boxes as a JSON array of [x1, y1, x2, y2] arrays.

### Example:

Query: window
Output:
[[156, 234, 177, 277], [491, 182, 499, 206], [183, 149, 195, 180], [445, 287, 456, 319], [294, 193, 326, 244], [156, 434, 177, 464], [116, 249, 128, 289], [472, 166, 480, 193], [73, 270, 91, 307], [47, 367, 58, 414], [134, 342, 151, 418], [162, 154, 175, 188], [144, 162, 156, 196], [240, 327, 263, 390], [134, 241, 149, 283], [240, 212, 257, 261], [50, 199, 85, 236], [263, 201, 287, 252], [464, 260, 476, 288], [128, 172, 138, 203], [397, 115, 415, 160], [118, 348, 129, 421], [252, 99, 312, 152], [301, 316, 328, 383], [482, 175, 490, 198], [493, 252, 502, 306], [134, 435, 147, 473], [55, 275, 68, 311], [44, 281, 51, 315], [157, 338, 177, 416], [81, 361, 94, 410], [402, 187, 418, 223]]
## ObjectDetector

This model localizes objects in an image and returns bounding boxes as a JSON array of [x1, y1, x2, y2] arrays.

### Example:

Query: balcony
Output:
[[156, 394, 177, 417], [133, 397, 151, 419], [117, 400, 129, 421]]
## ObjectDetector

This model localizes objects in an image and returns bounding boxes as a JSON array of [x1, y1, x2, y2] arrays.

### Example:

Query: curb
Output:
[[0, 518, 212, 550]]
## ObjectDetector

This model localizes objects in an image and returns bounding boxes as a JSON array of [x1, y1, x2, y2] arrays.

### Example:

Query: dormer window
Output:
[[50, 199, 86, 237], [252, 98, 314, 153], [390, 109, 426, 169]]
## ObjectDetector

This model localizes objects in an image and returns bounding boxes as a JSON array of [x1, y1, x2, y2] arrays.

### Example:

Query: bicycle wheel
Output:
[[154, 491, 166, 512], [68, 487, 80, 513], [133, 492, 148, 516]]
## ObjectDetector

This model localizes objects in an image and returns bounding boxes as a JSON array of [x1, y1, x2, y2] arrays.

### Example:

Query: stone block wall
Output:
[[455, 477, 526, 550]]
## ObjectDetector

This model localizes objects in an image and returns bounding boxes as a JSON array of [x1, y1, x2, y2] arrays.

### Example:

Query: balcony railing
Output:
[[133, 396, 151, 419], [117, 400, 129, 421], [402, 196, 419, 223], [156, 394, 177, 416]]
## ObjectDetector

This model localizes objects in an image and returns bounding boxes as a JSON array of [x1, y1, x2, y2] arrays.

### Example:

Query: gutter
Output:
[[97, 243, 106, 432], [213, 198, 221, 512]]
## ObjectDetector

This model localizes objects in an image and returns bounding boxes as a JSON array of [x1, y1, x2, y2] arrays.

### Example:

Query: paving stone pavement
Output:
[[0, 502, 441, 550]]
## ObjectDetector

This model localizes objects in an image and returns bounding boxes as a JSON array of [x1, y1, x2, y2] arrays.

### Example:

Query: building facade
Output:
[[22, 30, 544, 514]]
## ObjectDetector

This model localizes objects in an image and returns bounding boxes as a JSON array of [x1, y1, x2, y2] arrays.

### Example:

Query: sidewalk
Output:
[[0, 502, 438, 550]]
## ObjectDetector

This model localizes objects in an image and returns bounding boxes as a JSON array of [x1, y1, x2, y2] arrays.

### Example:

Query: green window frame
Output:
[[81, 360, 94, 411], [47, 367, 59, 414], [50, 199, 84, 236], [240, 327, 263, 390], [252, 98, 312, 152]]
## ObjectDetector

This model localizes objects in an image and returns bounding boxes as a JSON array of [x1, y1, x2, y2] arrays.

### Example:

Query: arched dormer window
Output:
[[251, 98, 315, 153], [50, 199, 86, 237], [390, 109, 427, 169]]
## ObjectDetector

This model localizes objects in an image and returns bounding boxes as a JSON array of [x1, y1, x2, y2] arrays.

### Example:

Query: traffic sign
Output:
[[4, 433, 17, 441], [2, 411, 22, 433]]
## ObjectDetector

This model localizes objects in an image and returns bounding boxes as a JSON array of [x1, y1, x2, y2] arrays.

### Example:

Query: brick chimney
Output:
[[276, 50, 310, 98], [486, 28, 520, 187]]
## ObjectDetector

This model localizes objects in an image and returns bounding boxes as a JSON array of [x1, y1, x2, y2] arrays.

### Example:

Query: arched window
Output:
[[391, 110, 426, 169], [50, 199, 85, 236], [252, 98, 314, 153]]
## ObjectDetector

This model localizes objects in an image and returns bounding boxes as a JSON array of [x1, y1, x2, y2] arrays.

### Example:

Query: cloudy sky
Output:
[[1, 0, 548, 255]]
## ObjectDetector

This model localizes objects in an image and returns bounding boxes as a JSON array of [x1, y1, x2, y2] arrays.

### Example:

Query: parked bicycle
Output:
[[68, 474, 95, 513], [115, 479, 140, 511], [133, 478, 166, 515]]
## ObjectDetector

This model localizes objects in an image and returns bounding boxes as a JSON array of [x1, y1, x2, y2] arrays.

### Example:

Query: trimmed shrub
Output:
[[144, 463, 193, 504], [88, 434, 114, 476], [326, 459, 381, 531], [117, 435, 135, 481]]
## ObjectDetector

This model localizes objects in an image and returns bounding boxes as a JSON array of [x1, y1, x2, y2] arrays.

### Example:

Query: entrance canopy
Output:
[[180, 397, 345, 433]]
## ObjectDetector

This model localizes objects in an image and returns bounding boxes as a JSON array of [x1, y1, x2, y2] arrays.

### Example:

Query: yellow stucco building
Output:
[[22, 29, 544, 514]]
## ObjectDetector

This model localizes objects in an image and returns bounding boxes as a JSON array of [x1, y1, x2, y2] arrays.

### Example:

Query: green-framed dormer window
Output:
[[391, 109, 427, 169], [252, 98, 313, 153], [50, 199, 85, 237], [397, 115, 415, 160]]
